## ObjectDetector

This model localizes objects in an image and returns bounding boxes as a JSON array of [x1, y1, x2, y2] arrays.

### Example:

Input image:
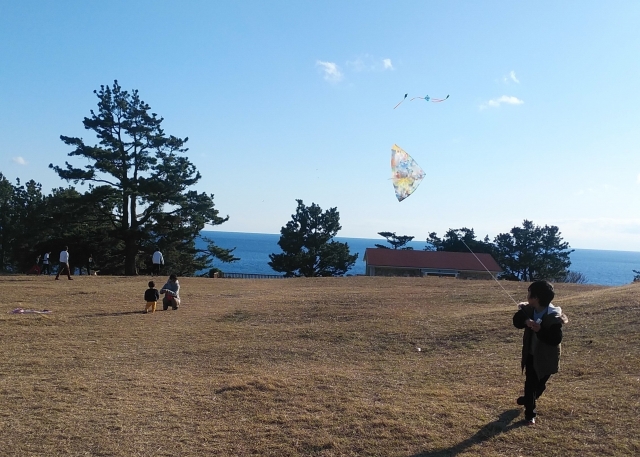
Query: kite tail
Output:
[[460, 240, 519, 305], [431, 95, 450, 102]]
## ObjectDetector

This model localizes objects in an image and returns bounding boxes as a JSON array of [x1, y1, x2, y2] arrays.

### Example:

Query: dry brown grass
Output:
[[1, 275, 638, 456]]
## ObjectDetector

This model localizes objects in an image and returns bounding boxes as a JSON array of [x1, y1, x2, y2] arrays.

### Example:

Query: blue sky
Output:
[[2, 1, 640, 251]]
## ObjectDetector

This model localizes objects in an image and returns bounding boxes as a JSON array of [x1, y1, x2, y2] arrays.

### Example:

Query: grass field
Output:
[[1, 275, 638, 456]]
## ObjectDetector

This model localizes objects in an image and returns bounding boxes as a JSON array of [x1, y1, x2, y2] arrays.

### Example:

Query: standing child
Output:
[[513, 280, 569, 425], [144, 280, 160, 314]]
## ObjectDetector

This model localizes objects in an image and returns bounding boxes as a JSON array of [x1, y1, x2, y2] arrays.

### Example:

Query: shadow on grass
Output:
[[75, 310, 150, 318], [411, 409, 524, 457]]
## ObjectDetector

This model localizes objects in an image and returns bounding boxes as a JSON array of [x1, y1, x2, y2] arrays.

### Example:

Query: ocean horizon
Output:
[[198, 231, 640, 287]]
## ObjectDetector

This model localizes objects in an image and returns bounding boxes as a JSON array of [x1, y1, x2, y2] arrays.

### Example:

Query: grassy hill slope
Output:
[[1, 276, 638, 456]]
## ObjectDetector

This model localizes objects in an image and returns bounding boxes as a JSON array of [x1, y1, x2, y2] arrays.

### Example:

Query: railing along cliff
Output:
[[219, 272, 284, 279]]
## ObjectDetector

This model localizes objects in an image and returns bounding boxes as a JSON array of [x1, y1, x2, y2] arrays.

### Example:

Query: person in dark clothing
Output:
[[144, 280, 160, 314], [88, 255, 95, 275], [513, 280, 569, 425]]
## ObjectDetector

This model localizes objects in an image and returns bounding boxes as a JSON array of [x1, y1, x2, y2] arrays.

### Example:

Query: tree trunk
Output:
[[124, 234, 138, 275]]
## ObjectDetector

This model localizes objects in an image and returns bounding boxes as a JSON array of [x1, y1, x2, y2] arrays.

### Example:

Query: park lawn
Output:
[[0, 275, 638, 456]]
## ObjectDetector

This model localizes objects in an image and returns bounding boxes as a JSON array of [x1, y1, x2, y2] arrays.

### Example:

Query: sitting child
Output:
[[160, 274, 181, 310]]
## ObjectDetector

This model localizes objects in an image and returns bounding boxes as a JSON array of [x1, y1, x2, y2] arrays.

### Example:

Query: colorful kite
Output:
[[393, 93, 408, 109], [410, 94, 449, 103], [390, 144, 425, 202]]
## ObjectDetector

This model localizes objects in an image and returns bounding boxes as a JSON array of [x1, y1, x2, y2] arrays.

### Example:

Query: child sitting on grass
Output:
[[144, 280, 160, 314], [160, 274, 180, 310], [513, 280, 569, 425]]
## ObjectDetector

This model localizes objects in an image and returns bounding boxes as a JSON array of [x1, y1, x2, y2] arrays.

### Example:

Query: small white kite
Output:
[[9, 308, 52, 314], [391, 144, 425, 202]]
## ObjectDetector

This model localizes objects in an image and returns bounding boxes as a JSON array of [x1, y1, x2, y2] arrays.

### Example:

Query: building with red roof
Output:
[[363, 248, 502, 279]]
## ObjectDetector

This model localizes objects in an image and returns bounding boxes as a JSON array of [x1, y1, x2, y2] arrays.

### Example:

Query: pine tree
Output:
[[50, 81, 232, 275], [375, 232, 415, 250], [269, 200, 358, 277]]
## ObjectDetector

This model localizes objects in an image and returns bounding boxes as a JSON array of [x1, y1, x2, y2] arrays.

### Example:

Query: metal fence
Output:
[[219, 272, 284, 279]]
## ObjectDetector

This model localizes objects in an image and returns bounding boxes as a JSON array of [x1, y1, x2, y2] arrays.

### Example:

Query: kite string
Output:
[[393, 94, 408, 109], [460, 240, 519, 306]]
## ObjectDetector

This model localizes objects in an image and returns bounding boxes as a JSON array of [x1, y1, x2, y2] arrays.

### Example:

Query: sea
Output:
[[198, 231, 640, 287]]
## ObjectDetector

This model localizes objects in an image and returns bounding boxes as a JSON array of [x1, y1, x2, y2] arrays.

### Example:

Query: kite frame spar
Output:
[[393, 93, 408, 109]]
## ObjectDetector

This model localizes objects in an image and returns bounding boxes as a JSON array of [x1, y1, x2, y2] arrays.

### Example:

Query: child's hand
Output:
[[526, 319, 541, 332]]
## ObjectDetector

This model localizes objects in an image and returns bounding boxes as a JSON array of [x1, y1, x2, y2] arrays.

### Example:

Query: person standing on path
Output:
[[55, 246, 73, 280], [151, 248, 164, 276]]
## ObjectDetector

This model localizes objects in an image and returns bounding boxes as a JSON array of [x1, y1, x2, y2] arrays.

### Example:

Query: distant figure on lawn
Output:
[[55, 246, 73, 280], [160, 274, 180, 310], [151, 248, 164, 276], [41, 251, 51, 275], [513, 280, 568, 426], [144, 280, 160, 314], [27, 255, 41, 275], [88, 254, 99, 275]]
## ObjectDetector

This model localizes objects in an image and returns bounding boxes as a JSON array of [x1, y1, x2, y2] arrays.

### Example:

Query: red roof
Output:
[[363, 248, 502, 272]]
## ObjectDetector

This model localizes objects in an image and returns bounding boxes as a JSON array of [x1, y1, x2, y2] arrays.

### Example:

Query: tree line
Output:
[[375, 224, 581, 282], [268, 201, 581, 283], [1, 81, 237, 276]]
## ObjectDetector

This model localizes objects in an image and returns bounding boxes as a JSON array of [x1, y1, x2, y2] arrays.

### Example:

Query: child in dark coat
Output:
[[144, 280, 160, 314], [513, 280, 569, 425]]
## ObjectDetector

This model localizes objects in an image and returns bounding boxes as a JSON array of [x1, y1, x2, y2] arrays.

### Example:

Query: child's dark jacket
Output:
[[144, 288, 160, 302], [513, 304, 569, 379]]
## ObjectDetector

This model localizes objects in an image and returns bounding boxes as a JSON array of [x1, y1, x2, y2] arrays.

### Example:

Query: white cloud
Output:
[[346, 54, 394, 72], [12, 156, 28, 165], [502, 71, 520, 84], [316, 60, 343, 83], [317, 55, 393, 83], [480, 95, 524, 110], [345, 57, 366, 72], [573, 183, 615, 197]]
